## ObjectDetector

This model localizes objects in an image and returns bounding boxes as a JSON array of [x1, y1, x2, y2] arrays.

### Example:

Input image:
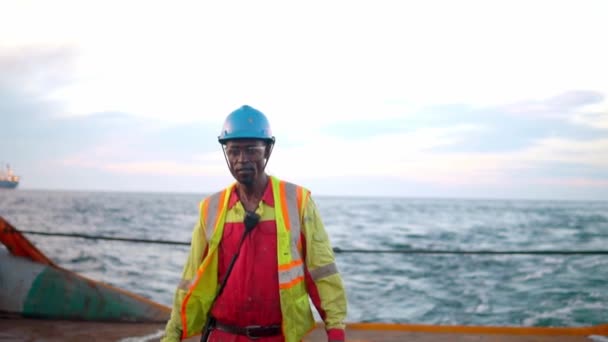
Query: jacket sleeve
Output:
[[301, 195, 347, 341], [161, 201, 208, 342]]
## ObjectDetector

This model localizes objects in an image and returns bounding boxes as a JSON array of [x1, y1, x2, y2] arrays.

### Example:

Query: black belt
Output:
[[212, 320, 282, 339]]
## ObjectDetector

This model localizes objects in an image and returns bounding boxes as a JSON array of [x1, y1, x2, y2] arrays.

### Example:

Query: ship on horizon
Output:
[[0, 164, 19, 189]]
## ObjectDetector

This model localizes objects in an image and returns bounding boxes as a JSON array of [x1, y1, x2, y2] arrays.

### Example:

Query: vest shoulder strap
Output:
[[202, 189, 229, 241]]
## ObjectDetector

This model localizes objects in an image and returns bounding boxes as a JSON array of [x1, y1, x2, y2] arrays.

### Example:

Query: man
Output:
[[162, 105, 347, 342]]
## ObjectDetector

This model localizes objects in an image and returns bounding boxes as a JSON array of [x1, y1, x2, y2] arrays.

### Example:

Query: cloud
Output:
[[0, 47, 77, 166], [0, 46, 75, 99], [501, 90, 605, 118], [2, 8, 607, 199], [0, 46, 75, 123], [573, 111, 608, 130], [63, 155, 226, 177], [270, 125, 497, 182], [417, 93, 608, 154], [571, 97, 608, 130], [0, 46, 222, 189], [538, 178, 608, 187], [5, 0, 608, 125], [519, 137, 608, 168], [269, 111, 608, 192]]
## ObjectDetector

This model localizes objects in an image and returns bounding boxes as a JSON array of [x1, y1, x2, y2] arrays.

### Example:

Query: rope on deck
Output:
[[9, 229, 608, 255]]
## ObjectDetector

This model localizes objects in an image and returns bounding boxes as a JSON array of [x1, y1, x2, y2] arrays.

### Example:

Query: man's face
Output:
[[223, 139, 269, 185]]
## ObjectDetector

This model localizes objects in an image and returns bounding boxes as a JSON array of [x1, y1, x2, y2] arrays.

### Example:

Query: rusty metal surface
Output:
[[0, 216, 55, 265], [0, 317, 165, 342]]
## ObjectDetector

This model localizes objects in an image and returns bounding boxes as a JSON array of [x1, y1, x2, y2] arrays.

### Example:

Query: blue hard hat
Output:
[[218, 105, 275, 144]]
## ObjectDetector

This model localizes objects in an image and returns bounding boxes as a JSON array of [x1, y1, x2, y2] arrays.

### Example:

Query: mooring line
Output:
[[7, 229, 608, 255]]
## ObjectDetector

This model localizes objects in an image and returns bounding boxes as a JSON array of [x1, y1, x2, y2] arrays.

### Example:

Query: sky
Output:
[[1, 0, 607, 200]]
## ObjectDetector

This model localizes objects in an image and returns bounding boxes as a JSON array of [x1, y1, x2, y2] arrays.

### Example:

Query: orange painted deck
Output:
[[1, 317, 606, 342]]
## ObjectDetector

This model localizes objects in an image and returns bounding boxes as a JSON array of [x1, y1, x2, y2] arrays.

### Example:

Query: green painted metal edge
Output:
[[23, 266, 168, 322]]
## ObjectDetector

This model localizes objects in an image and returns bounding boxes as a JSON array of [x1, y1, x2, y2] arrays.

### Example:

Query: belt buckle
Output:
[[244, 325, 262, 340]]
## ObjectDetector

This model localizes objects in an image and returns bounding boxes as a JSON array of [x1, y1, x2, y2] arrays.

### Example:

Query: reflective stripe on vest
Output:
[[276, 181, 305, 289], [179, 186, 232, 338], [203, 189, 225, 241]]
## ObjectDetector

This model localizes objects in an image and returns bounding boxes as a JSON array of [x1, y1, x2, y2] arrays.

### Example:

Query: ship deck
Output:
[[1, 317, 604, 342]]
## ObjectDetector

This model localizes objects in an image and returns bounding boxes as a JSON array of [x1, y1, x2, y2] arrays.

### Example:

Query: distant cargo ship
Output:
[[0, 164, 19, 189]]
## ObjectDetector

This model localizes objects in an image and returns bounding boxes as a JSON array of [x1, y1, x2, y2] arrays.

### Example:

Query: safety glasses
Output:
[[223, 145, 266, 160]]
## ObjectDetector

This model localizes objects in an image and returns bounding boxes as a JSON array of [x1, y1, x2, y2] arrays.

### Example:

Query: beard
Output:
[[233, 166, 256, 186], [237, 174, 255, 186]]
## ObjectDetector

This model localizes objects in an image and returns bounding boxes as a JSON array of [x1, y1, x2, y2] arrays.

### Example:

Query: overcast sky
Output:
[[1, 0, 607, 200]]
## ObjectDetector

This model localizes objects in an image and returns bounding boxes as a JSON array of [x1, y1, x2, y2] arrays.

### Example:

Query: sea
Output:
[[1, 189, 607, 327]]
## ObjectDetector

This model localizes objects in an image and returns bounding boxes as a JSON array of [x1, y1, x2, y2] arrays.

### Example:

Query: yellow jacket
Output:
[[162, 176, 347, 341]]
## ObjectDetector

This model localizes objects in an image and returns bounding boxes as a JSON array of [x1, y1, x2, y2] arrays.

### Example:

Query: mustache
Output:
[[235, 165, 255, 171]]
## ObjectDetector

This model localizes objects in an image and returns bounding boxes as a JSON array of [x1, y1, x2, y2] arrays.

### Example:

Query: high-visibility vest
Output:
[[180, 175, 315, 341]]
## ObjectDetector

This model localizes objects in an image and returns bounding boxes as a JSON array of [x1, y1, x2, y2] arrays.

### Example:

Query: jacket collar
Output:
[[227, 179, 274, 209]]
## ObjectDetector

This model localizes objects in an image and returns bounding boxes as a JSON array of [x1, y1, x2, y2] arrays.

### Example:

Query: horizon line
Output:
[[6, 187, 608, 203]]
